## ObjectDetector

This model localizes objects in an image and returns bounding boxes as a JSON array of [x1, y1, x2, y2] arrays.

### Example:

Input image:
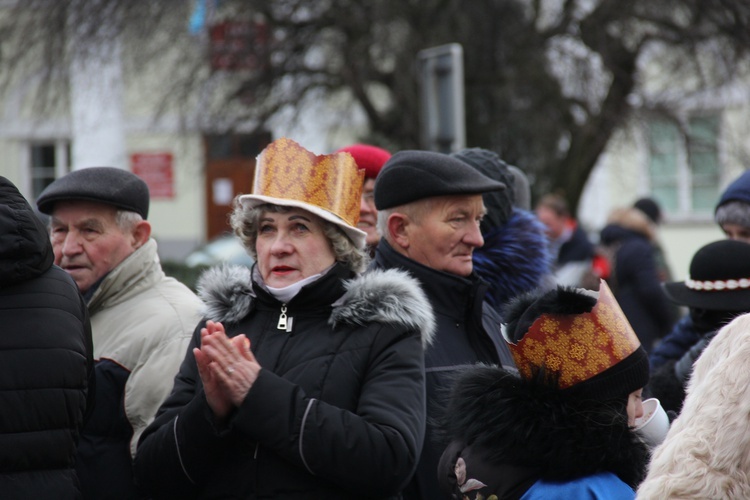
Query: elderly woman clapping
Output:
[[135, 138, 434, 500]]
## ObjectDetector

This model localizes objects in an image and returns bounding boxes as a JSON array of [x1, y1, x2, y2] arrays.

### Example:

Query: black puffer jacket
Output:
[[135, 263, 434, 499], [600, 211, 674, 352], [0, 177, 94, 499]]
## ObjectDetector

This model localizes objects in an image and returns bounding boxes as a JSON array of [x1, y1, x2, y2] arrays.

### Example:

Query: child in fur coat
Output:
[[438, 281, 651, 499]]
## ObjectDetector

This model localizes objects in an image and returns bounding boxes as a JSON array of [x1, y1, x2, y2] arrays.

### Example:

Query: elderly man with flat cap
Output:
[[371, 151, 517, 500], [37, 167, 203, 500]]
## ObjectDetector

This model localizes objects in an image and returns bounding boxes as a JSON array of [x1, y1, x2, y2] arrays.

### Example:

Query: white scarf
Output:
[[254, 262, 337, 303]]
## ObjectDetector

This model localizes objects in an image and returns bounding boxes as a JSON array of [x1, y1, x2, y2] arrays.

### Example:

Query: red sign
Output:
[[131, 152, 174, 199]]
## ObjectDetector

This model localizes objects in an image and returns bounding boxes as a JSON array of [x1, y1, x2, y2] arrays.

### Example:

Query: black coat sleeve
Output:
[[617, 240, 674, 332], [134, 323, 234, 498]]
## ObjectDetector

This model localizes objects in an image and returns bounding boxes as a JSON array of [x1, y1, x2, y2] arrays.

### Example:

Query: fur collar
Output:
[[604, 207, 654, 240], [197, 265, 435, 348], [440, 364, 649, 488]]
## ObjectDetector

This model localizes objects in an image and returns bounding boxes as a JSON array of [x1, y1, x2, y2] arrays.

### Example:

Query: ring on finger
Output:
[[226, 365, 235, 375]]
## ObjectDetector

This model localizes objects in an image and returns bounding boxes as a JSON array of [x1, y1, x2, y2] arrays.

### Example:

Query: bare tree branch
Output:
[[1, 0, 749, 213]]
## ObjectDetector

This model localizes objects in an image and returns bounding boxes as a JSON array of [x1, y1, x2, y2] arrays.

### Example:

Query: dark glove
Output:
[[673, 332, 716, 383]]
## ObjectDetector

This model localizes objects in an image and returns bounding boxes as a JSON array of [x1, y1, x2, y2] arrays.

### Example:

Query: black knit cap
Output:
[[566, 348, 650, 402], [633, 197, 662, 225], [36, 167, 150, 219], [374, 150, 506, 210], [451, 148, 515, 232]]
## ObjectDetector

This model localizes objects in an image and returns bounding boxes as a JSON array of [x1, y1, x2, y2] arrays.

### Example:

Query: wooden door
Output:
[[204, 133, 271, 240]]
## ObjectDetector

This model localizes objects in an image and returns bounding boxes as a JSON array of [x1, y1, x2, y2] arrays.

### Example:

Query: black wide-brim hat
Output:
[[662, 239, 750, 311]]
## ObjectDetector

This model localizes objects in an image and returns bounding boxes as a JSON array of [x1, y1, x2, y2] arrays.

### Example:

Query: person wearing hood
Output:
[[599, 207, 675, 352], [438, 281, 651, 499], [0, 177, 94, 498], [135, 138, 433, 499], [633, 197, 673, 284], [451, 148, 553, 313]]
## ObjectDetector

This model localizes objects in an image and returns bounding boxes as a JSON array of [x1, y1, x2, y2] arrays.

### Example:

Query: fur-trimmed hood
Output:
[[472, 208, 552, 312], [600, 207, 655, 244], [440, 364, 649, 488], [197, 265, 436, 348]]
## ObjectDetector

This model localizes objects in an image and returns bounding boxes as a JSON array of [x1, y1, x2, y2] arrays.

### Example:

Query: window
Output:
[[647, 116, 720, 218], [29, 141, 71, 199], [688, 117, 720, 212]]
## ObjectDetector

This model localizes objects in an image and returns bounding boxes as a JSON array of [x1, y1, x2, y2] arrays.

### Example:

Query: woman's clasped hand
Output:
[[193, 320, 261, 418]]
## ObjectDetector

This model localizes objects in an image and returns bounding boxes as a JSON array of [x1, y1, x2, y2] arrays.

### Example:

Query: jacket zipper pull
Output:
[[277, 304, 288, 330]]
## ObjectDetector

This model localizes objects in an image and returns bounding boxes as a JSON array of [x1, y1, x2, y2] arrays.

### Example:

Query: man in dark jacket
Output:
[[371, 151, 517, 500], [0, 176, 94, 499], [599, 207, 675, 352], [535, 193, 595, 287]]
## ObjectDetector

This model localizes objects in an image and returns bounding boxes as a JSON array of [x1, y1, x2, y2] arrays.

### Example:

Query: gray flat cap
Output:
[[374, 150, 506, 210], [36, 166, 150, 219]]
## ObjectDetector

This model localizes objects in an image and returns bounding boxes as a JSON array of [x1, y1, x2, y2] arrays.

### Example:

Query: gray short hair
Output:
[[231, 201, 368, 273], [376, 198, 435, 243], [716, 201, 750, 229], [115, 210, 143, 232]]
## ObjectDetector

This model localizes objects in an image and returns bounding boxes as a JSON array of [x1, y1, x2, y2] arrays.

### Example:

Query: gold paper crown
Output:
[[508, 281, 642, 390], [252, 138, 365, 227]]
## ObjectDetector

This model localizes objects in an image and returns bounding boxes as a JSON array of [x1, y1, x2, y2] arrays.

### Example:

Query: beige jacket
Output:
[[87, 238, 203, 455]]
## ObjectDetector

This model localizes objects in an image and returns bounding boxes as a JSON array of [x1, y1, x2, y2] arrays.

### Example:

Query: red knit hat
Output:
[[334, 144, 391, 179]]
